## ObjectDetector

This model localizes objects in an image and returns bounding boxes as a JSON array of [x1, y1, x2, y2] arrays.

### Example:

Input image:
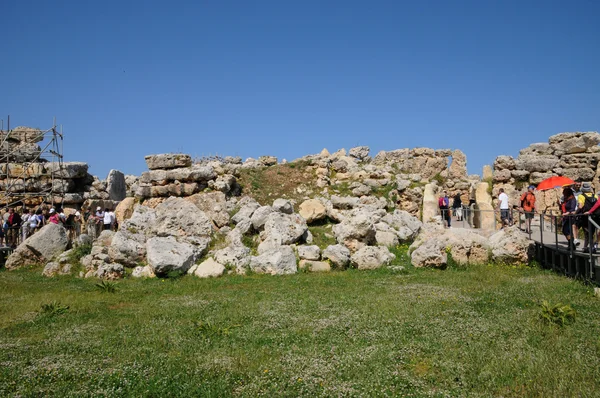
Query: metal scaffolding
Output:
[[0, 116, 64, 211]]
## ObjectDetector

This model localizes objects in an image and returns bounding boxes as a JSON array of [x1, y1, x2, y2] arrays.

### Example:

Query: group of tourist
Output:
[[560, 180, 600, 253], [437, 191, 467, 228], [0, 205, 118, 248]]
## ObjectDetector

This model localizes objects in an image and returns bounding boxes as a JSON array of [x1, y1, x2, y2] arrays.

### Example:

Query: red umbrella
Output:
[[536, 176, 576, 191]]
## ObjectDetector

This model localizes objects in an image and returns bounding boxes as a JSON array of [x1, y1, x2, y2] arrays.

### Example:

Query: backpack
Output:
[[581, 194, 597, 213], [438, 197, 445, 207]]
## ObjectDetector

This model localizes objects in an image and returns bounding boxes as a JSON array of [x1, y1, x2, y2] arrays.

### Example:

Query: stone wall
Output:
[[491, 131, 600, 212]]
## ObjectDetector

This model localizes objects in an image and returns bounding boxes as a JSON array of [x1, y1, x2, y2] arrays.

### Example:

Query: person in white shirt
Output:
[[498, 188, 510, 227], [103, 208, 115, 231]]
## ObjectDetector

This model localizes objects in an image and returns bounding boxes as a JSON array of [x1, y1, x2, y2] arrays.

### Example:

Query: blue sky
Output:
[[1, 0, 598, 179]]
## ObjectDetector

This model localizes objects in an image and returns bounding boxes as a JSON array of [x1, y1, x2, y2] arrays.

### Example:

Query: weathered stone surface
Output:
[[519, 143, 553, 156], [474, 182, 495, 230], [332, 207, 377, 247], [193, 258, 225, 278], [250, 206, 275, 230], [5, 223, 69, 269], [259, 155, 278, 166], [231, 200, 260, 224], [494, 155, 516, 171], [4, 126, 44, 143], [299, 260, 331, 272], [42, 261, 72, 277], [297, 245, 321, 261], [45, 162, 89, 179], [272, 198, 293, 214], [489, 226, 534, 264], [146, 236, 196, 276], [381, 210, 422, 242], [421, 183, 438, 223], [132, 265, 155, 278], [514, 155, 559, 173], [114, 197, 136, 223], [411, 238, 447, 268], [330, 195, 359, 210], [145, 153, 192, 170], [298, 199, 327, 223], [261, 213, 308, 246], [493, 169, 512, 183], [375, 230, 399, 247], [349, 146, 370, 160], [448, 149, 467, 179], [106, 169, 126, 201], [185, 192, 230, 228], [549, 132, 600, 155], [108, 205, 156, 266], [351, 246, 395, 270], [214, 245, 251, 274], [151, 197, 213, 241], [249, 246, 297, 275], [482, 165, 493, 180], [322, 244, 351, 268], [96, 263, 124, 280], [530, 172, 555, 185]]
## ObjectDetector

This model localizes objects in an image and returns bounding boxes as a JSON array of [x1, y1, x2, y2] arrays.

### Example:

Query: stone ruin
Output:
[[6, 130, 597, 278], [490, 131, 600, 213], [0, 126, 134, 213]]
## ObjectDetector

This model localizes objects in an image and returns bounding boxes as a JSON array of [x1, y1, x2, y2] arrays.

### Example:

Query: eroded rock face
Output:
[[151, 197, 213, 242], [411, 238, 447, 269], [489, 226, 534, 264], [349, 146, 370, 160], [298, 199, 327, 224], [145, 153, 192, 170], [322, 244, 351, 268], [214, 245, 251, 274], [351, 246, 395, 270], [106, 169, 126, 201], [185, 192, 230, 228], [261, 212, 308, 246], [191, 258, 225, 278], [146, 236, 196, 276], [108, 205, 156, 267], [5, 224, 69, 269], [249, 246, 297, 275]]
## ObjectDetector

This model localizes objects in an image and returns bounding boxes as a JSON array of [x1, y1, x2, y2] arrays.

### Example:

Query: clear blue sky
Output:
[[1, 0, 598, 179]]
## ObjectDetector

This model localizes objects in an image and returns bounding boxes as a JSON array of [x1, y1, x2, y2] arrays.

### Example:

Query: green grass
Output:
[[308, 221, 337, 249], [1, 264, 599, 397]]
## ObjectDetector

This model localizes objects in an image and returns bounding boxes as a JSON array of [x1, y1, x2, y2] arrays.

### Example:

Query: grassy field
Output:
[[1, 254, 599, 397]]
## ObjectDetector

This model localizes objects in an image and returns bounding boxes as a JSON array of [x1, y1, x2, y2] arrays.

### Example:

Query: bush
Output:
[[39, 301, 69, 317], [95, 280, 118, 293], [539, 300, 576, 326]]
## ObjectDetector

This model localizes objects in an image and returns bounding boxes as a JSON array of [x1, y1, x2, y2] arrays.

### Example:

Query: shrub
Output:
[[39, 301, 69, 317], [95, 280, 118, 293], [539, 300, 576, 326]]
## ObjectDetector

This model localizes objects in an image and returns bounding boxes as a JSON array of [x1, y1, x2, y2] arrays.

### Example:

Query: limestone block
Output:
[[145, 153, 192, 170]]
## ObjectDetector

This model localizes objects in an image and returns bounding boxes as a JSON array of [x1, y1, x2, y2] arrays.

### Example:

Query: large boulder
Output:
[[106, 169, 127, 201], [185, 192, 230, 228], [549, 132, 600, 155], [349, 146, 370, 160], [213, 245, 251, 274], [249, 246, 297, 275], [251, 206, 276, 230], [260, 212, 308, 246], [332, 207, 380, 248], [298, 199, 327, 223], [322, 244, 351, 268], [351, 246, 395, 270], [474, 182, 495, 230], [146, 236, 196, 276], [151, 197, 213, 242], [381, 210, 422, 242], [514, 155, 559, 173], [96, 263, 124, 280], [114, 197, 136, 224], [108, 205, 156, 266], [448, 149, 467, 179], [411, 238, 447, 269], [272, 199, 293, 214], [297, 245, 321, 261], [145, 153, 192, 170], [489, 226, 534, 264], [231, 199, 261, 224], [5, 223, 69, 269], [44, 162, 89, 179], [421, 183, 439, 223], [190, 258, 226, 278]]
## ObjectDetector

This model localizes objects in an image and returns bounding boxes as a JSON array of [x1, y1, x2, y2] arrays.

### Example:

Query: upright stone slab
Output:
[[421, 183, 438, 223], [106, 169, 126, 201], [474, 182, 495, 230]]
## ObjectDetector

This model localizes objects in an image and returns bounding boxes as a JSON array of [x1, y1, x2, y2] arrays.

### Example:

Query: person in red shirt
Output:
[[520, 185, 536, 233]]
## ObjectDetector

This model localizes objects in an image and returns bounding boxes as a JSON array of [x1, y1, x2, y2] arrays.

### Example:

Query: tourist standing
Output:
[[438, 190, 451, 228], [497, 188, 510, 228], [48, 209, 60, 224], [578, 182, 599, 253], [452, 193, 463, 222], [103, 208, 114, 231], [561, 187, 577, 251], [520, 185, 536, 233], [7, 208, 22, 248]]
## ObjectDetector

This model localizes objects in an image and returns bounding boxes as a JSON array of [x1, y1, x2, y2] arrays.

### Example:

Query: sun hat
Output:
[[96, 206, 101, 211], [49, 208, 55, 214], [75, 211, 81, 217], [581, 182, 593, 193]]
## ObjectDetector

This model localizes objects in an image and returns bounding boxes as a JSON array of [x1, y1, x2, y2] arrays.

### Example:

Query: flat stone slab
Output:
[[145, 154, 192, 170]]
